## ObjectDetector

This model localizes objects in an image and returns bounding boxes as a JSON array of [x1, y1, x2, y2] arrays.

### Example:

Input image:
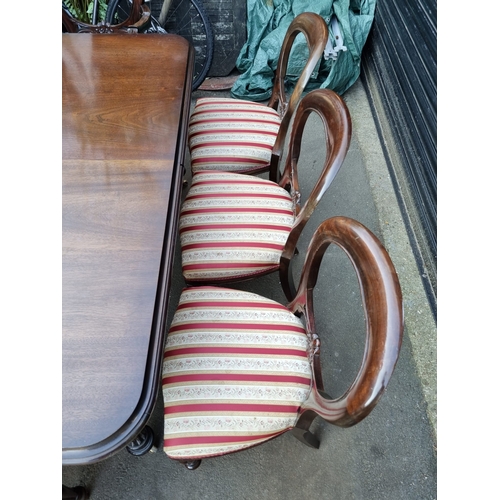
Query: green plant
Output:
[[63, 0, 108, 24]]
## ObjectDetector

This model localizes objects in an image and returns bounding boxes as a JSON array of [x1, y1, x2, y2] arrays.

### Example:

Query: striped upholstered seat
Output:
[[180, 171, 295, 283], [180, 89, 352, 291], [163, 286, 312, 460], [186, 13, 329, 176], [164, 218, 404, 469], [188, 98, 281, 175]]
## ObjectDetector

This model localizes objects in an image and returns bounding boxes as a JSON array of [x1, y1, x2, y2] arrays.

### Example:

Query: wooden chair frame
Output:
[[62, 0, 151, 33], [287, 216, 404, 447], [266, 12, 330, 177], [173, 216, 403, 469], [182, 88, 352, 293], [187, 12, 329, 177], [278, 88, 352, 298]]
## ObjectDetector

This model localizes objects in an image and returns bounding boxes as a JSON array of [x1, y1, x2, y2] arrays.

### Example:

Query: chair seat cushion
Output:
[[180, 171, 295, 283], [188, 97, 281, 174], [163, 286, 312, 460]]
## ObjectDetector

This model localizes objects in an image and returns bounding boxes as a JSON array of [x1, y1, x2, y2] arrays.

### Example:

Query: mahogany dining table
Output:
[[62, 33, 193, 468]]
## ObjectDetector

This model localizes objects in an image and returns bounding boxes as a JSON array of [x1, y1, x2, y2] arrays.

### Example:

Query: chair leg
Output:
[[179, 459, 202, 470], [291, 427, 320, 449], [292, 411, 320, 449]]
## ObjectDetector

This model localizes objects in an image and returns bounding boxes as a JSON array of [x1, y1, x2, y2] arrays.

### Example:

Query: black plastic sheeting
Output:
[[361, 0, 436, 315]]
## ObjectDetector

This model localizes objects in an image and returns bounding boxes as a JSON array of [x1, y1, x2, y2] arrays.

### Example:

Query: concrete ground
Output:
[[62, 79, 437, 499]]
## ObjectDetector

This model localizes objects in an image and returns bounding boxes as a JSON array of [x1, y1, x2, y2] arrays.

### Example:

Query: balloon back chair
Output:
[[62, 0, 150, 33], [188, 12, 329, 176], [180, 88, 351, 299], [162, 216, 404, 469]]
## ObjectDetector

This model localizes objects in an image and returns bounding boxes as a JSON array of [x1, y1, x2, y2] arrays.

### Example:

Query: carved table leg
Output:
[[62, 484, 88, 500], [126, 425, 156, 456]]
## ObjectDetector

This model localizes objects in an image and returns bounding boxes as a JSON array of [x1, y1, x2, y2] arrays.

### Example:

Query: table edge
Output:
[[62, 38, 194, 465]]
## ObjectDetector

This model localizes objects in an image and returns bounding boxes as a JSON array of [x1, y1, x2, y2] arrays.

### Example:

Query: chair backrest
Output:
[[287, 217, 404, 427], [62, 0, 150, 33], [268, 12, 329, 176], [275, 88, 352, 298]]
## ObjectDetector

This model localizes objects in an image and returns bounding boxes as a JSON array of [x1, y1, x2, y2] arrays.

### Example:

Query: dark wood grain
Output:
[[62, 33, 193, 464], [268, 13, 329, 179], [278, 88, 352, 299], [288, 216, 404, 428]]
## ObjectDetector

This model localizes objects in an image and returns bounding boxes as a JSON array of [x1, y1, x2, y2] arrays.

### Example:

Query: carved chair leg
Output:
[[291, 427, 320, 449], [179, 459, 202, 470], [292, 411, 320, 449]]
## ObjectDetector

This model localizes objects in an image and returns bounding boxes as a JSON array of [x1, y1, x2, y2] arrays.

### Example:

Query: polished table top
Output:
[[62, 33, 193, 464]]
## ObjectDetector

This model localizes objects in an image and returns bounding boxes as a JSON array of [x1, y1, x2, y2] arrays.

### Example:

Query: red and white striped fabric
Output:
[[163, 286, 312, 460], [188, 98, 281, 174], [180, 171, 295, 283]]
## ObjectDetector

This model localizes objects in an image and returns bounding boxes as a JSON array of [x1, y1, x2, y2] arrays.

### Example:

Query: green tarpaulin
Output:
[[231, 0, 376, 101]]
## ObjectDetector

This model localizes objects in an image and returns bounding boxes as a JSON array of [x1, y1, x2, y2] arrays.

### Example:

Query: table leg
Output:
[[62, 484, 88, 500], [126, 425, 157, 456]]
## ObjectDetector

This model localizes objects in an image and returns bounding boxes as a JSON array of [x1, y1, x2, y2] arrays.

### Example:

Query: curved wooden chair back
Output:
[[287, 216, 403, 446], [268, 12, 329, 176], [276, 88, 352, 299], [62, 0, 151, 33]]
